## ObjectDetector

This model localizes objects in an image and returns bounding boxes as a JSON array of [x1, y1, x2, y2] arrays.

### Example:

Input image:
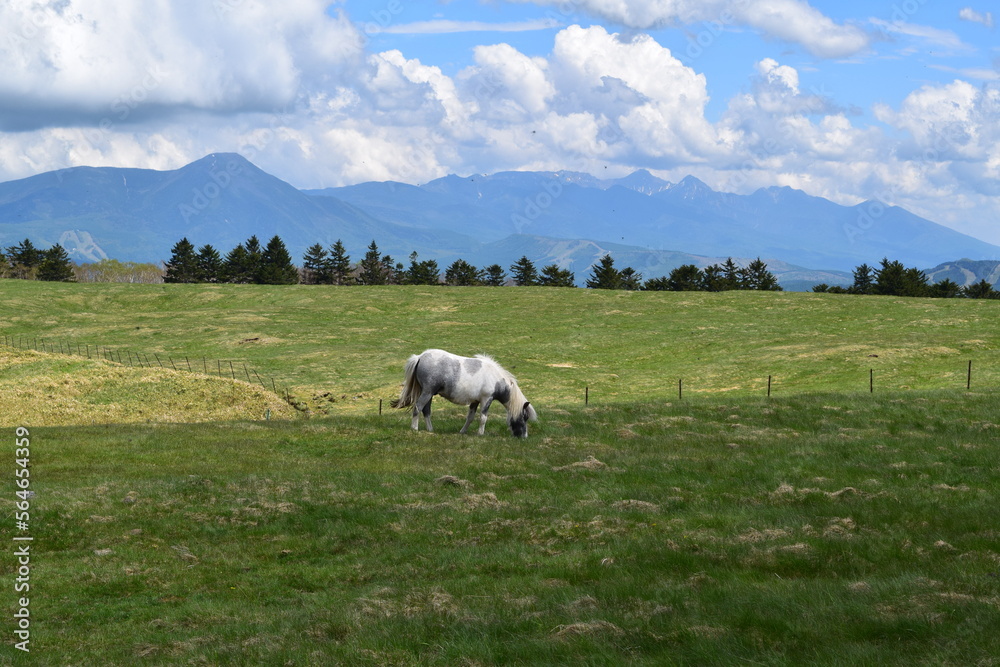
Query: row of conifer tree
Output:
[[0, 239, 75, 281], [13, 235, 986, 298], [812, 258, 999, 299], [161, 234, 784, 291]]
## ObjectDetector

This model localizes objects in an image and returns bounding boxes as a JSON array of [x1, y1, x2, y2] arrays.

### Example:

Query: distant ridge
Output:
[[313, 168, 1000, 273], [922, 258, 1000, 287], [2, 154, 999, 288]]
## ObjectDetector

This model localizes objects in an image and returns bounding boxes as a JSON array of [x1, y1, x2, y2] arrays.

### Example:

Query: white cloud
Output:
[[382, 18, 561, 34], [0, 0, 359, 131], [869, 18, 970, 52], [516, 0, 871, 58], [2, 4, 999, 247], [547, 25, 721, 163], [959, 7, 995, 29]]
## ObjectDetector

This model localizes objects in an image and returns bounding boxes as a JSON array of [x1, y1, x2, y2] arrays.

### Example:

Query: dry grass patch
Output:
[[0, 346, 295, 425]]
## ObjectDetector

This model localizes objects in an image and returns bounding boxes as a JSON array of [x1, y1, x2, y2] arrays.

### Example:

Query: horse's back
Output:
[[415, 349, 503, 405]]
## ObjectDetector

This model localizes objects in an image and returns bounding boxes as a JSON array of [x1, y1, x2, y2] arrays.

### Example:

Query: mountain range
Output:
[[2, 153, 998, 290]]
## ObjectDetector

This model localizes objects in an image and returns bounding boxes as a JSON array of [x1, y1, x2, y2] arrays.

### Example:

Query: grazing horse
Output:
[[390, 349, 537, 437]]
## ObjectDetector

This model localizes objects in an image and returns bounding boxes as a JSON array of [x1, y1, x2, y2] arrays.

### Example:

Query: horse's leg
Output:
[[477, 397, 495, 435], [414, 392, 434, 432], [421, 393, 435, 432], [460, 401, 480, 434]]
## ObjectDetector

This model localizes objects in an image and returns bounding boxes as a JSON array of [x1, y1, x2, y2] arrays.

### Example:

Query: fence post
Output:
[[767, 375, 772, 397], [967, 360, 972, 390], [870, 368, 873, 394], [678, 378, 683, 401]]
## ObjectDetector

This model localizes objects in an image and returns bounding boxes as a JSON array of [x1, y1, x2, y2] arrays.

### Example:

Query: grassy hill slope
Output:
[[0, 347, 296, 426], [2, 280, 998, 418], [3, 280, 1000, 663]]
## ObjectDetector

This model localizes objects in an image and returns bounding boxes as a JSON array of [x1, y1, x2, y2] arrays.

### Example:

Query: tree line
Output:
[[12, 234, 987, 299], [163, 234, 784, 291], [812, 258, 998, 299], [0, 239, 75, 281]]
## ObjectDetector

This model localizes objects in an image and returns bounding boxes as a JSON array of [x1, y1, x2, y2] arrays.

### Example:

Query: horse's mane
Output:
[[475, 353, 534, 423]]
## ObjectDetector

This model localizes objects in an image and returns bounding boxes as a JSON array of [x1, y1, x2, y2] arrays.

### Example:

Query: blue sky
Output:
[[0, 1, 998, 243], [348, 0, 996, 124]]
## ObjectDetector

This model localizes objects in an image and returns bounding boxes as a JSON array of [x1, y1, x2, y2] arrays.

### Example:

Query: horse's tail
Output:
[[390, 354, 422, 409]]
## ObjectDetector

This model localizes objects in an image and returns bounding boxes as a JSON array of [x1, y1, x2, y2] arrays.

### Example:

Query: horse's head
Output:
[[509, 401, 537, 438]]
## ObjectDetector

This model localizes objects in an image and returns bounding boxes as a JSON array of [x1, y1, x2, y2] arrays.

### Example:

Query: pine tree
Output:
[[328, 240, 353, 285], [164, 238, 199, 283], [510, 256, 539, 286], [223, 244, 253, 283], [302, 243, 330, 285], [37, 244, 76, 282], [444, 259, 482, 286], [642, 275, 671, 291], [666, 264, 703, 291], [742, 258, 782, 291], [538, 264, 576, 287], [482, 264, 507, 286], [357, 240, 387, 285], [404, 252, 440, 285], [5, 239, 44, 279], [720, 258, 741, 290], [619, 266, 643, 291], [901, 267, 929, 297], [258, 235, 299, 284], [382, 254, 402, 285], [850, 263, 875, 295], [0, 250, 9, 279], [963, 279, 997, 299], [586, 254, 621, 289], [701, 264, 726, 292], [929, 278, 962, 298], [874, 258, 905, 296], [244, 235, 263, 282], [196, 244, 223, 283]]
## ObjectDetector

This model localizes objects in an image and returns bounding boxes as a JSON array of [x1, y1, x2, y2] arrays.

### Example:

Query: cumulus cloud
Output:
[[1, 3, 998, 245], [0, 0, 359, 131], [959, 7, 995, 29], [516, 0, 871, 58], [874, 80, 999, 163]]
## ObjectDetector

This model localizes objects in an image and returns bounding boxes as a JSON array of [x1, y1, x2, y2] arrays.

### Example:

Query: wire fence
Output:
[[1, 334, 293, 403]]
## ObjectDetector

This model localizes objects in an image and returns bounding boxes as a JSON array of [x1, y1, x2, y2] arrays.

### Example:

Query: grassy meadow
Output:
[[3, 279, 999, 416], [2, 279, 1000, 664]]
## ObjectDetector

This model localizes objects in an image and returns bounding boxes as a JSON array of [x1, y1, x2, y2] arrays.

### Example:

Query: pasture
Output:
[[2, 280, 1000, 664]]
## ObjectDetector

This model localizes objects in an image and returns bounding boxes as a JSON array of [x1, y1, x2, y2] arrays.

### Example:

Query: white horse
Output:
[[391, 349, 537, 437]]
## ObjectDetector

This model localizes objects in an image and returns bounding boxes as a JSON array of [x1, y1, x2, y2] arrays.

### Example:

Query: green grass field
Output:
[[2, 280, 1000, 664]]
